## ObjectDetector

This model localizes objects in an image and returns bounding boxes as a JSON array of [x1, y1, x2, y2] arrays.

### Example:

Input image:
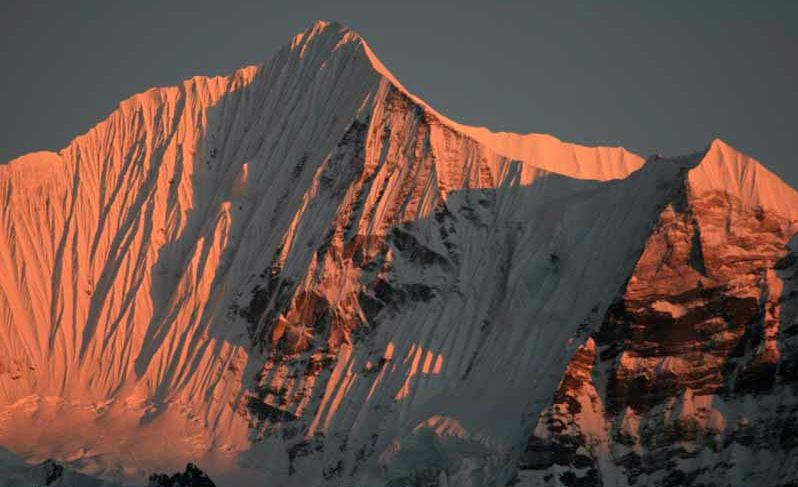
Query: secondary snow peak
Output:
[[688, 137, 798, 220]]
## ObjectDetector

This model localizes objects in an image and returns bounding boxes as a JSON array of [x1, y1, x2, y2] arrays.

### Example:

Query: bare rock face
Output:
[[518, 142, 798, 486], [0, 20, 796, 487], [35, 460, 65, 486]]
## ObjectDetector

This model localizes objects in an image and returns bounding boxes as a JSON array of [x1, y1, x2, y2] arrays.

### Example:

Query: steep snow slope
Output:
[[1, 20, 795, 487]]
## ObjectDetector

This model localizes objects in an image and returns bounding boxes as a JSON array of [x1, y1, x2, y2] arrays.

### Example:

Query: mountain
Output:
[[1, 20, 796, 487]]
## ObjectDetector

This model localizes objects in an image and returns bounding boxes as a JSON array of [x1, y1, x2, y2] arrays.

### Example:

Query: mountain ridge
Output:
[[6, 21, 791, 199], [1, 19, 797, 487], [5, 20, 646, 183]]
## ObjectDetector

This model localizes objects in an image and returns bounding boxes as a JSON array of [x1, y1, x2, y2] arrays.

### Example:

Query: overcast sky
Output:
[[2, 0, 796, 185]]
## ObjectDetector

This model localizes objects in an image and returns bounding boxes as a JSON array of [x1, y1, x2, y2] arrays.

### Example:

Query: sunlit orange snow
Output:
[[1, 20, 796, 487]]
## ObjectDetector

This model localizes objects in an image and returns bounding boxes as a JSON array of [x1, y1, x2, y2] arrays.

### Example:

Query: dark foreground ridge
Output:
[[148, 463, 216, 487]]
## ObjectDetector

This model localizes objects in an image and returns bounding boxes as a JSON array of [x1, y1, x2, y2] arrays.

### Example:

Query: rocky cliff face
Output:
[[1, 20, 796, 487], [518, 141, 798, 486]]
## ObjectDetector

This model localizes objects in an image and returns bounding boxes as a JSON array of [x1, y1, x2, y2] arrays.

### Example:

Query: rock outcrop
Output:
[[149, 463, 216, 487]]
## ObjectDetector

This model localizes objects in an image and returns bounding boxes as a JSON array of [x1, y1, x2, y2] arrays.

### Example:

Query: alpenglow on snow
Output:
[[1, 20, 798, 487]]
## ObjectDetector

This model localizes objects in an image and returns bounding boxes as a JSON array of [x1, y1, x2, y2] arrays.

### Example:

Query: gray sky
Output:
[[2, 1, 796, 186]]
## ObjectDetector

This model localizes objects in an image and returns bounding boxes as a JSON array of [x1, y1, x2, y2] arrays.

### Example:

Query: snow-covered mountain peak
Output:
[[2, 19, 798, 487], [288, 19, 364, 58], [3, 20, 645, 185], [289, 20, 646, 181]]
